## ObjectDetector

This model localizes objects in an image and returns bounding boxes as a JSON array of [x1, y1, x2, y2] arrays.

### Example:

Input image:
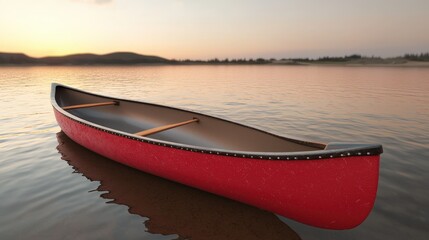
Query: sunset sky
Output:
[[1, 0, 428, 59]]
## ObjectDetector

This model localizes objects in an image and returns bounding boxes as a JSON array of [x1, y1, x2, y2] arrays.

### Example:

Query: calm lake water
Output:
[[0, 65, 428, 240]]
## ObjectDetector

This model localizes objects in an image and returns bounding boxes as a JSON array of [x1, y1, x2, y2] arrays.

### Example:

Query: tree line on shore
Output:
[[403, 53, 429, 61], [173, 53, 429, 64]]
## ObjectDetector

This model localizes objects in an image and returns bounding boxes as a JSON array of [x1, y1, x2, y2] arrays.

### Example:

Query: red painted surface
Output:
[[54, 109, 379, 229]]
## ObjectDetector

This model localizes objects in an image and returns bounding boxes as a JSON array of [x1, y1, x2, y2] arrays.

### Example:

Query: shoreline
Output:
[[1, 61, 429, 67], [287, 61, 429, 68], [2, 51, 428, 67]]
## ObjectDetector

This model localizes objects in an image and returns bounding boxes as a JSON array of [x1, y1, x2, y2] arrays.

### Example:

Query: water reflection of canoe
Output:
[[56, 131, 301, 239], [51, 83, 382, 229]]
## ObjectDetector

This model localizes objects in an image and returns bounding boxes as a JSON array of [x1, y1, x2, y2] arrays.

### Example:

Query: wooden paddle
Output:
[[63, 101, 118, 110], [135, 118, 199, 137]]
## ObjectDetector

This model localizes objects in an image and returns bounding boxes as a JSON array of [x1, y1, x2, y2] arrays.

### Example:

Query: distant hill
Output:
[[0, 52, 171, 65], [0, 53, 38, 64]]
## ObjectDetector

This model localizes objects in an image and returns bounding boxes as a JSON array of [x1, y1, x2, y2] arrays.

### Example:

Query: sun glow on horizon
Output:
[[1, 0, 428, 59]]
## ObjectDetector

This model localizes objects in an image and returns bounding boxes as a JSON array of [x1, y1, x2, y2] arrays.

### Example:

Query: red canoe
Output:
[[51, 83, 382, 230]]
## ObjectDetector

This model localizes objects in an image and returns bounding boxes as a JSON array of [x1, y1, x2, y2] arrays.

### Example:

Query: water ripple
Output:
[[0, 65, 428, 239]]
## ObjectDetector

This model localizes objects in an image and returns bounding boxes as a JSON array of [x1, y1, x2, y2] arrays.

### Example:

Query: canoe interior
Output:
[[55, 86, 325, 152]]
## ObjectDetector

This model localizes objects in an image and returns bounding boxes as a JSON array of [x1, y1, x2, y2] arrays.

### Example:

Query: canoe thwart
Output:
[[63, 101, 119, 110], [135, 118, 199, 137]]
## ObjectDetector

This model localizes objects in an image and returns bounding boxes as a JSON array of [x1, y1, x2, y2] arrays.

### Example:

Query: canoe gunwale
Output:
[[51, 83, 383, 161]]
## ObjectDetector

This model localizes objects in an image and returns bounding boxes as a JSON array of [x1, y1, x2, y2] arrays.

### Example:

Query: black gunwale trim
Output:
[[51, 83, 383, 160]]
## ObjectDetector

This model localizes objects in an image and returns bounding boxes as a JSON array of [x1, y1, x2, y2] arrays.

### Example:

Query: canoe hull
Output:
[[54, 108, 379, 230]]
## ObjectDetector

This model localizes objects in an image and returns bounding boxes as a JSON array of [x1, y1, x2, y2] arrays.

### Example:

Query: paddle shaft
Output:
[[63, 101, 118, 110], [135, 118, 199, 137]]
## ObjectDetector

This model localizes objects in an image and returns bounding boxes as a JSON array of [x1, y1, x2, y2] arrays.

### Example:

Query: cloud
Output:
[[94, 0, 113, 4], [71, 0, 113, 5]]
